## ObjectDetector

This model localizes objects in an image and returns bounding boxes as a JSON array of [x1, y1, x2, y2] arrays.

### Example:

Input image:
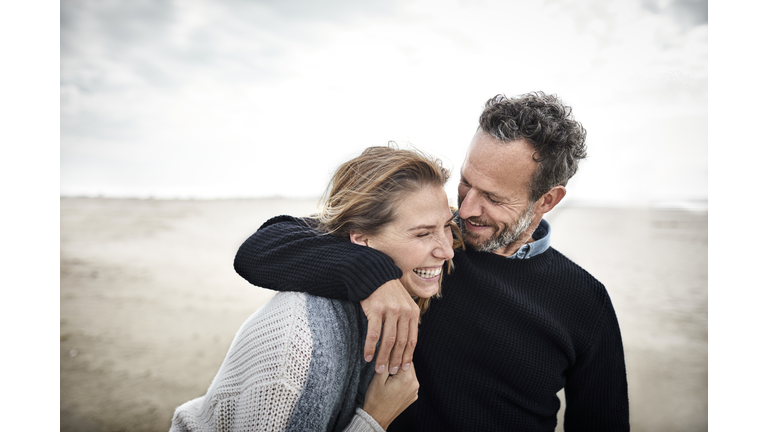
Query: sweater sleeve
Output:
[[170, 292, 313, 432], [234, 215, 403, 302], [342, 408, 386, 432], [563, 293, 630, 432]]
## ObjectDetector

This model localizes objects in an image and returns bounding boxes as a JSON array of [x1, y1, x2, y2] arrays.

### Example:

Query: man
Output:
[[234, 92, 630, 431]]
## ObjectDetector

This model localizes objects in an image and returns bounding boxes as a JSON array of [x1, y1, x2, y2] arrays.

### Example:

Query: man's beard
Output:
[[458, 199, 536, 253]]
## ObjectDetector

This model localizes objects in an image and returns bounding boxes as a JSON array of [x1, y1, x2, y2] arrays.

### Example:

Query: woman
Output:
[[170, 146, 460, 432]]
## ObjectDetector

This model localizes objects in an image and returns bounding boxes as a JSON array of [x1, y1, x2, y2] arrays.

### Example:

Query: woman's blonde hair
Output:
[[314, 144, 463, 316]]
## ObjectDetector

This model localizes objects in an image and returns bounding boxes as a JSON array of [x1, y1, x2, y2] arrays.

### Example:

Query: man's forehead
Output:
[[461, 135, 536, 194]]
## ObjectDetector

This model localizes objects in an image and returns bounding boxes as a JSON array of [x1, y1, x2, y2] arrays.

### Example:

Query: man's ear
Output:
[[349, 231, 369, 247], [536, 185, 566, 215]]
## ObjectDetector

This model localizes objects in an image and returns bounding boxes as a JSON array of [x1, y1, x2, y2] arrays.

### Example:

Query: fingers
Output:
[[389, 298, 419, 374], [371, 362, 390, 385], [400, 306, 419, 372], [386, 362, 419, 404], [360, 279, 421, 374], [376, 310, 398, 374], [387, 312, 409, 375], [361, 361, 419, 429], [363, 315, 381, 364]]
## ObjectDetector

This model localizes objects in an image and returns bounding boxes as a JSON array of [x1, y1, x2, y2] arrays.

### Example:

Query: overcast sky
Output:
[[60, 0, 707, 206]]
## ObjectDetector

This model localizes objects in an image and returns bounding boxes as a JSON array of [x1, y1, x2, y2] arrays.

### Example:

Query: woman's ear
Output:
[[349, 231, 369, 247]]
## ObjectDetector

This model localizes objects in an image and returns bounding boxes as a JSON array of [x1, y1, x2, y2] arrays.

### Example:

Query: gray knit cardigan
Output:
[[170, 292, 383, 432]]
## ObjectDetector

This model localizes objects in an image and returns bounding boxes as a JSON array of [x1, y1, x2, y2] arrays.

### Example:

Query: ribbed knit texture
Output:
[[170, 292, 383, 432], [235, 216, 403, 303], [234, 216, 630, 432]]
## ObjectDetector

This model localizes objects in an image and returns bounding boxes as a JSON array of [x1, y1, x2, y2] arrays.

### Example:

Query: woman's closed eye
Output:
[[417, 224, 451, 239]]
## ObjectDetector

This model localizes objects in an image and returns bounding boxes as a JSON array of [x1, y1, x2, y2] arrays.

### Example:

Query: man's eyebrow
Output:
[[460, 173, 506, 202]]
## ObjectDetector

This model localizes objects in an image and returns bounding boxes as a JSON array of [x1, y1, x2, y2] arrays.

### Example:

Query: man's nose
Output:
[[459, 189, 482, 220]]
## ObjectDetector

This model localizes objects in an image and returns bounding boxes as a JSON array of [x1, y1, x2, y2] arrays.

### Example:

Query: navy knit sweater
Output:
[[234, 216, 630, 432]]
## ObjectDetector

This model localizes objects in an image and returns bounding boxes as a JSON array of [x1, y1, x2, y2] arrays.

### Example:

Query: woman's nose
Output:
[[435, 232, 454, 260]]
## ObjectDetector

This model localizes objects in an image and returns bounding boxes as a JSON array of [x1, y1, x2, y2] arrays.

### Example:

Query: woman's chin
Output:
[[404, 277, 440, 299]]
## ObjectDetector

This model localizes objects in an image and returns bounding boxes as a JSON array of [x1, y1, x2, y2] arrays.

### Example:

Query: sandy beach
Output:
[[60, 197, 707, 432]]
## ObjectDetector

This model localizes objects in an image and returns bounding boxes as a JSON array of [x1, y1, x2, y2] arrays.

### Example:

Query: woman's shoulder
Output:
[[243, 291, 310, 326], [301, 294, 362, 331], [231, 293, 363, 382], [234, 292, 312, 349], [293, 294, 365, 351], [254, 291, 355, 313], [202, 293, 315, 410], [243, 292, 359, 334]]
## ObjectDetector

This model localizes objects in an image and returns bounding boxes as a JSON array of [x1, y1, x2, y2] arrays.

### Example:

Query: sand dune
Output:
[[60, 198, 707, 432]]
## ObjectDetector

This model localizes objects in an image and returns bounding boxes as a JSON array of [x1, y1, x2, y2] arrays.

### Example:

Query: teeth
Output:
[[413, 267, 442, 279]]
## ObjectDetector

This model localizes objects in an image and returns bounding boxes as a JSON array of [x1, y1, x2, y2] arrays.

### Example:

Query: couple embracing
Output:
[[171, 92, 629, 432]]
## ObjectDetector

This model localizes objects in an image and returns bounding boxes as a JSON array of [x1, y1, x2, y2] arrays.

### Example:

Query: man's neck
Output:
[[492, 217, 542, 257]]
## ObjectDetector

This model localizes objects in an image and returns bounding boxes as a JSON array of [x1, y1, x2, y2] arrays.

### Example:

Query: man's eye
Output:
[[487, 195, 500, 204], [417, 232, 431, 238]]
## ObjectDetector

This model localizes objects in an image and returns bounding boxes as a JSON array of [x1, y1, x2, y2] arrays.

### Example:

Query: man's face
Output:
[[457, 130, 540, 256]]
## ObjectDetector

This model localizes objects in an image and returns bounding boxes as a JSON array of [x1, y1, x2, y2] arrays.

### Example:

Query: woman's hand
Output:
[[362, 362, 419, 430]]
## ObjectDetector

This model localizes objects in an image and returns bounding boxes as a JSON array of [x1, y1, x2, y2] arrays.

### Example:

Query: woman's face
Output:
[[352, 184, 455, 299]]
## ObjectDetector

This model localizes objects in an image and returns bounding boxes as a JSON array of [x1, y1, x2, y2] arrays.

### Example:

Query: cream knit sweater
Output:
[[170, 292, 384, 432]]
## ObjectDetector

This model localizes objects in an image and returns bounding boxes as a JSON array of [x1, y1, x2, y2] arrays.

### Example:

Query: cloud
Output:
[[60, 0, 707, 203], [641, 0, 708, 27]]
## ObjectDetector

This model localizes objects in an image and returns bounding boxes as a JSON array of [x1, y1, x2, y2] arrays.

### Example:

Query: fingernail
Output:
[[402, 363, 411, 371], [365, 355, 373, 362], [389, 366, 399, 375], [376, 365, 386, 374]]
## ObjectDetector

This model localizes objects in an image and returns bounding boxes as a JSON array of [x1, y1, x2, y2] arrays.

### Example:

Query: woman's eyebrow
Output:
[[407, 214, 455, 231], [407, 224, 438, 231]]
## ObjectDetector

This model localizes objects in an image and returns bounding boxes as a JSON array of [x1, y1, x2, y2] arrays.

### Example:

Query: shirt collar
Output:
[[507, 219, 551, 259]]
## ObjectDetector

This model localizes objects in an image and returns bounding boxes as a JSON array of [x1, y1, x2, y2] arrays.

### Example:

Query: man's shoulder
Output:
[[452, 246, 607, 302], [546, 247, 604, 286], [545, 247, 609, 301], [453, 245, 600, 281]]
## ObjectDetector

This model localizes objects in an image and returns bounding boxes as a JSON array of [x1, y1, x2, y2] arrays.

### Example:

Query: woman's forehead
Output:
[[391, 185, 451, 226]]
